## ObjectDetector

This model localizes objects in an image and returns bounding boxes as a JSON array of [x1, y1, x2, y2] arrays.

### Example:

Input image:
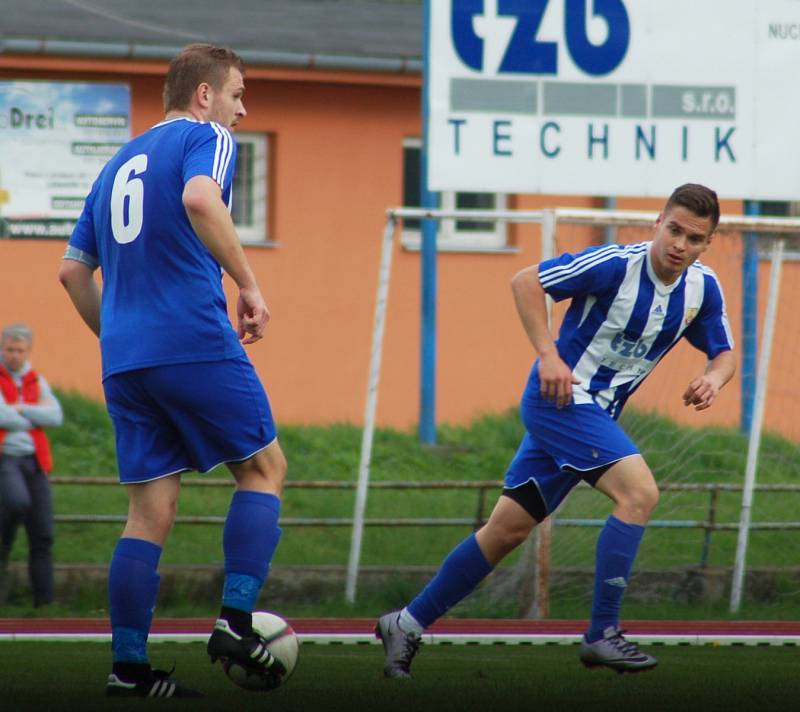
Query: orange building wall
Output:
[[1, 56, 789, 439]]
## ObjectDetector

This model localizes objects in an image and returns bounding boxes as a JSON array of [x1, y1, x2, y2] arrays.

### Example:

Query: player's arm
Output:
[[682, 348, 736, 411], [182, 175, 268, 344], [682, 273, 736, 411], [511, 265, 579, 408], [58, 259, 101, 337]]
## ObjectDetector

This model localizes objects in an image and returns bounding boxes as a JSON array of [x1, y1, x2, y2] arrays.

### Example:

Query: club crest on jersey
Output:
[[684, 308, 699, 325]]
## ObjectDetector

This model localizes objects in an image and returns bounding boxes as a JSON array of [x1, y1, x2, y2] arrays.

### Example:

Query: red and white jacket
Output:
[[0, 363, 56, 473]]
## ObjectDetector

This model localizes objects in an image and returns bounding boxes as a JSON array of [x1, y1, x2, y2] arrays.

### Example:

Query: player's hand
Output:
[[237, 286, 270, 344], [682, 375, 721, 411], [539, 349, 580, 409]]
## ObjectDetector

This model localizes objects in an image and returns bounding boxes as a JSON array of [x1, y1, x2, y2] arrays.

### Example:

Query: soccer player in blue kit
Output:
[[377, 183, 736, 677], [59, 45, 286, 697]]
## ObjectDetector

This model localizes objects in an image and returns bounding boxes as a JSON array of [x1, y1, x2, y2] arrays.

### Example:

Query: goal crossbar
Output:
[[388, 206, 800, 233]]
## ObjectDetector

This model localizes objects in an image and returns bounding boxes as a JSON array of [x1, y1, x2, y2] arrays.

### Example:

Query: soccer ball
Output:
[[223, 611, 299, 691]]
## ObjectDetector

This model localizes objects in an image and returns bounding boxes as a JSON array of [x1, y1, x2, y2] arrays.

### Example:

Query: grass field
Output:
[[1, 640, 798, 711]]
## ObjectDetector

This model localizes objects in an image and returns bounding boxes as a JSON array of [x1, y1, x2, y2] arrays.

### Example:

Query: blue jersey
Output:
[[69, 117, 245, 379], [536, 241, 734, 418]]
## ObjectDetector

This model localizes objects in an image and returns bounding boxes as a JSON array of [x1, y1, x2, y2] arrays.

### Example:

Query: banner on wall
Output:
[[0, 81, 130, 238], [427, 0, 800, 199]]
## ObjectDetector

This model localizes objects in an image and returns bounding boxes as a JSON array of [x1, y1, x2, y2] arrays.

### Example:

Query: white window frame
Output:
[[231, 132, 269, 244], [400, 138, 509, 253]]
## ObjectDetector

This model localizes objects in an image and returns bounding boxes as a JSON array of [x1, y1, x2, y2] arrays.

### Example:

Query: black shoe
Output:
[[207, 618, 286, 678], [106, 667, 203, 697]]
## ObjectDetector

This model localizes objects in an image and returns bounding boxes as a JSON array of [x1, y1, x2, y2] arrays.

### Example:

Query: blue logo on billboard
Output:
[[451, 0, 630, 76]]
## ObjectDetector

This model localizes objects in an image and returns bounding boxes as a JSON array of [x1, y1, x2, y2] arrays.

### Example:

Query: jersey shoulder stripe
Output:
[[696, 261, 721, 280], [690, 260, 726, 297], [539, 242, 647, 289], [538, 242, 619, 281], [209, 122, 233, 187]]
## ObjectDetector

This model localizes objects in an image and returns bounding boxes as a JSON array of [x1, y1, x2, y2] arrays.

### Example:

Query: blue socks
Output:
[[107, 492, 282, 666], [222, 490, 282, 612], [406, 533, 493, 629], [586, 515, 645, 642], [109, 538, 162, 663]]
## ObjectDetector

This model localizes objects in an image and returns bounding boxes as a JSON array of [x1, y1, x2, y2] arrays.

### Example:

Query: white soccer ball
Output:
[[223, 611, 299, 691]]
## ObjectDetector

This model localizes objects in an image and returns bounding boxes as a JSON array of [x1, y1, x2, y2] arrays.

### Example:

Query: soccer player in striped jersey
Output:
[[377, 183, 736, 677], [59, 45, 286, 697]]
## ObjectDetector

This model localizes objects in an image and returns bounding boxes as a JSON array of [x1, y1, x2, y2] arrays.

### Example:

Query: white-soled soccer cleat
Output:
[[207, 618, 286, 679], [375, 611, 421, 679], [106, 667, 203, 697], [580, 626, 658, 674]]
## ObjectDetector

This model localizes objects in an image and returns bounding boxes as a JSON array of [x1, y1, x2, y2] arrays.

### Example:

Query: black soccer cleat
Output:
[[207, 618, 287, 678], [106, 667, 203, 697], [375, 611, 421, 679]]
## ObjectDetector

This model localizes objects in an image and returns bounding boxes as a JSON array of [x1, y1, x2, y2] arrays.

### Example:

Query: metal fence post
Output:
[[700, 487, 719, 569]]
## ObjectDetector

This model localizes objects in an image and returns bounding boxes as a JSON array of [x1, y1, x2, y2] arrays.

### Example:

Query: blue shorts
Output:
[[504, 392, 639, 516], [103, 355, 277, 484]]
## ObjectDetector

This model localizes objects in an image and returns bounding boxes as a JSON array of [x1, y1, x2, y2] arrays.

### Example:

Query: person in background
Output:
[[0, 322, 63, 607]]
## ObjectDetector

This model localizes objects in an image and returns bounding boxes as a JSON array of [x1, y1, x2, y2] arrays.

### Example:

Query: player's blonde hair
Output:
[[163, 44, 245, 112]]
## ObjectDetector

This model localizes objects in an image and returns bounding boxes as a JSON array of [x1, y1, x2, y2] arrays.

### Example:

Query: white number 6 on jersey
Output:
[[111, 154, 148, 244]]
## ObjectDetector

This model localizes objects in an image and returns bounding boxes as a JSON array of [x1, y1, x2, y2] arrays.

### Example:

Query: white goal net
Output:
[[349, 207, 800, 620]]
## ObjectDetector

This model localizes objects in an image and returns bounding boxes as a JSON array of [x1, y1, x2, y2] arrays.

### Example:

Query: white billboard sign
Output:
[[427, 0, 800, 199], [0, 81, 130, 238]]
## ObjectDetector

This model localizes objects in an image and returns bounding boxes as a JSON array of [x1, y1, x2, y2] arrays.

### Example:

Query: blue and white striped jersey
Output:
[[536, 241, 734, 419], [69, 117, 244, 379]]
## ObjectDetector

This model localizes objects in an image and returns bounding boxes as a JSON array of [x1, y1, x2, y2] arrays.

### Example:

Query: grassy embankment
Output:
[[4, 391, 799, 619]]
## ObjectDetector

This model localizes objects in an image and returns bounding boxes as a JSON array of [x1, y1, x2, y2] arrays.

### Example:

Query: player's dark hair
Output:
[[163, 44, 245, 112], [664, 183, 720, 231]]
